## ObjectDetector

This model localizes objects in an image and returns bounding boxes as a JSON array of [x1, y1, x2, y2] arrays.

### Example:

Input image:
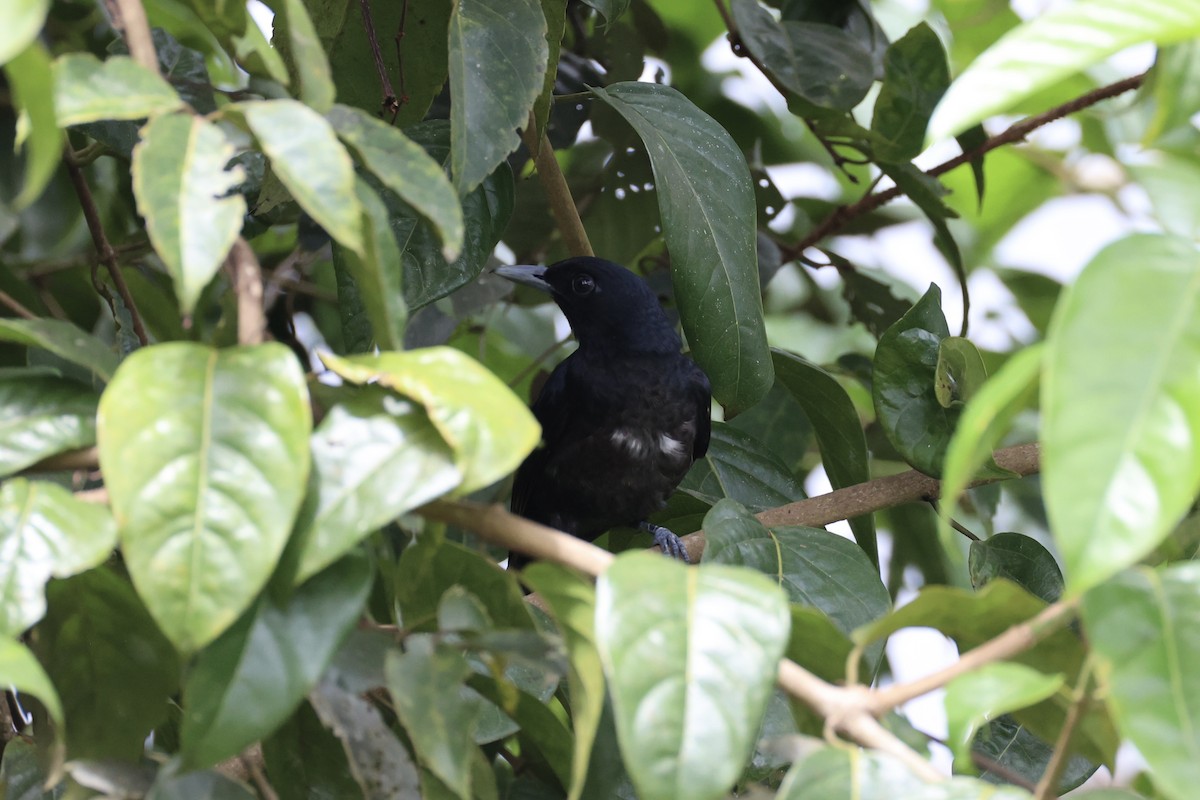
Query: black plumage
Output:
[[495, 257, 711, 570]]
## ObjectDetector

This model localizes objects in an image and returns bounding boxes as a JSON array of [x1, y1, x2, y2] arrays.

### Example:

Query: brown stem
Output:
[[521, 112, 594, 258], [24, 447, 100, 473], [109, 0, 159, 73], [0, 290, 38, 320], [358, 0, 399, 118], [228, 238, 266, 345], [780, 74, 1146, 262], [62, 151, 150, 347], [1034, 660, 1094, 800]]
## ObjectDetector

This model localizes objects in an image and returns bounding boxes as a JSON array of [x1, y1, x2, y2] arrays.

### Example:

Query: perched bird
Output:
[[495, 257, 711, 570]]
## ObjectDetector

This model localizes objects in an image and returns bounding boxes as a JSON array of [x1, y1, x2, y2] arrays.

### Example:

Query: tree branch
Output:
[[108, 0, 159, 73], [521, 112, 593, 258], [63, 151, 150, 347], [0, 289, 38, 320], [779, 74, 1145, 262], [228, 238, 266, 345], [1034, 659, 1094, 800]]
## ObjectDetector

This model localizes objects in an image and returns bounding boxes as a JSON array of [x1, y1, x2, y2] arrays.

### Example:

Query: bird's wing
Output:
[[510, 358, 574, 517], [691, 367, 712, 460]]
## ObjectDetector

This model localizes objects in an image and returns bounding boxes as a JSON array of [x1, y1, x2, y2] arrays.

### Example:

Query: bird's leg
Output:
[[639, 522, 691, 564]]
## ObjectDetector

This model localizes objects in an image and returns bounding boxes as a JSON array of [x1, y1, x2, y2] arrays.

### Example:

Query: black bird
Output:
[[495, 257, 711, 570]]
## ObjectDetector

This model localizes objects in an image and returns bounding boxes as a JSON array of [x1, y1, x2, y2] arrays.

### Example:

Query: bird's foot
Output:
[[639, 522, 691, 564]]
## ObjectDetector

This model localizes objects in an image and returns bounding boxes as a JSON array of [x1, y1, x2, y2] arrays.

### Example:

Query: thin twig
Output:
[[926, 500, 980, 542], [779, 73, 1146, 262], [1034, 660, 1094, 800], [240, 750, 280, 800], [866, 598, 1078, 715], [359, 0, 399, 118], [521, 111, 593, 258], [110, 0, 159, 72], [0, 290, 37, 320], [24, 447, 100, 473], [63, 151, 150, 347], [228, 238, 266, 345]]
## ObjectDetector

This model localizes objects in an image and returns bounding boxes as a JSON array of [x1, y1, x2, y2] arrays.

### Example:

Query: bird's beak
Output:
[[494, 264, 551, 293]]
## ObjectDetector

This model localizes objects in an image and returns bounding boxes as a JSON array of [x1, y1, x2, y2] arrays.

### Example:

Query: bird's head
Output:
[[495, 257, 682, 356]]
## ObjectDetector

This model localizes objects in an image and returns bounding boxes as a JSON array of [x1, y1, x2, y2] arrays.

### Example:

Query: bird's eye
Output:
[[571, 274, 596, 295]]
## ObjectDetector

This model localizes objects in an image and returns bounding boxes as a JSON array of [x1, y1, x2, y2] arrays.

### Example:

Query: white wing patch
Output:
[[610, 428, 650, 457], [658, 433, 688, 458]]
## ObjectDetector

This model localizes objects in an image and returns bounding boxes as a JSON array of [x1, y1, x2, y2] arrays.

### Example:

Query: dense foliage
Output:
[[1, 0, 1199, 798]]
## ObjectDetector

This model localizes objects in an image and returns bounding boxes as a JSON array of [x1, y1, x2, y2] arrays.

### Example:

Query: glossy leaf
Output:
[[730, 0, 874, 112], [321, 348, 539, 494], [0, 479, 116, 637], [871, 23, 950, 162], [934, 337, 989, 409], [939, 343, 1041, 534], [1043, 234, 1200, 593], [327, 104, 464, 260], [396, 537, 535, 632], [872, 284, 955, 476], [777, 746, 1031, 800], [1132, 150, 1200, 239], [38, 568, 180, 760], [276, 0, 335, 112], [929, 0, 1200, 140], [596, 552, 789, 800], [294, 387, 460, 583], [180, 553, 371, 768], [944, 663, 1064, 771], [972, 715, 1097, 794], [132, 112, 246, 316], [0, 637, 62, 728], [309, 679, 423, 798], [522, 564, 605, 800], [234, 99, 363, 255], [53, 54, 183, 125], [772, 351, 876, 565], [1143, 41, 1200, 148], [391, 121, 515, 310], [703, 500, 889, 669], [678, 423, 805, 512], [0, 0, 47, 66], [0, 375, 97, 477], [448, 0, 547, 194], [591, 81, 772, 415], [0, 318, 119, 382], [332, 177, 406, 350], [6, 43, 62, 210], [97, 343, 311, 654], [1083, 563, 1200, 800], [387, 637, 481, 800], [970, 532, 1064, 603], [262, 701, 363, 800]]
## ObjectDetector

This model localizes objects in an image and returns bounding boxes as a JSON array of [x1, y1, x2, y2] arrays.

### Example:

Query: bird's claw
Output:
[[641, 522, 691, 564]]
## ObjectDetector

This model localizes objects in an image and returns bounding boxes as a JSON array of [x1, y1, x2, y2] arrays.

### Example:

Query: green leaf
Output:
[[387, 637, 482, 800], [972, 715, 1098, 794], [533, 0, 567, 136], [309, 679, 423, 797], [1043, 234, 1200, 594], [465, 672, 572, 790], [6, 43, 62, 210], [0, 0, 47, 66], [0, 637, 63, 729], [580, 0, 629, 25], [881, 163, 964, 275], [0, 479, 116, 637], [321, 348, 539, 494], [970, 532, 1064, 604], [872, 284, 955, 476], [97, 343, 311, 654], [729, 0, 874, 112], [327, 104, 464, 260], [928, 0, 1200, 140], [448, 0, 548, 194], [595, 552, 790, 800], [294, 387, 460, 583], [396, 537, 535, 632], [777, 746, 1032, 800], [1142, 41, 1200, 148], [590, 82, 773, 415], [1130, 150, 1200, 239], [870, 23, 951, 162], [702, 500, 890, 671], [522, 564, 605, 800], [275, 0, 335, 112], [939, 344, 1041, 535], [0, 375, 97, 477], [146, 770, 256, 800], [262, 701, 363, 800], [132, 112, 246, 316], [233, 99, 363, 255], [53, 54, 183, 126], [1083, 563, 1200, 800], [332, 176, 407, 350], [772, 351, 876, 565], [180, 553, 371, 768], [944, 662, 1064, 772], [0, 318, 119, 382], [38, 567, 180, 760], [678, 423, 805, 512], [0, 739, 60, 800]]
